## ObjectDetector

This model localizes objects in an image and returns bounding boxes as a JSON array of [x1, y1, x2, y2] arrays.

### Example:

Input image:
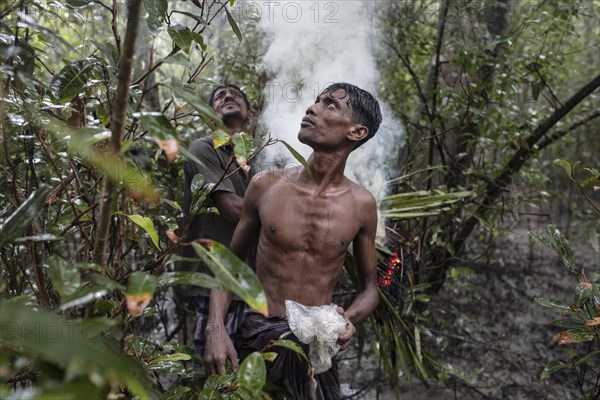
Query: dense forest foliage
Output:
[[1, 0, 598, 398]]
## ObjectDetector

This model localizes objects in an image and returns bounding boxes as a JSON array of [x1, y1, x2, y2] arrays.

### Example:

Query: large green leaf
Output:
[[66, 0, 94, 6], [533, 297, 573, 313], [138, 111, 177, 140], [67, 127, 111, 155], [59, 286, 108, 310], [279, 140, 312, 176], [144, 0, 168, 35], [188, 173, 215, 215], [126, 272, 158, 317], [157, 271, 222, 290], [168, 24, 193, 54], [127, 271, 158, 296], [49, 59, 95, 103], [48, 257, 81, 297], [225, 7, 242, 41], [232, 132, 256, 163], [235, 352, 266, 394], [0, 301, 155, 398], [167, 81, 226, 131], [0, 185, 52, 248], [191, 241, 267, 315], [530, 225, 577, 275], [121, 213, 161, 250], [212, 130, 232, 149], [380, 191, 471, 219]]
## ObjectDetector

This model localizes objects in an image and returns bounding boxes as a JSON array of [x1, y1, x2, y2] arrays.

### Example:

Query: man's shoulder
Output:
[[346, 179, 376, 207], [189, 135, 214, 151]]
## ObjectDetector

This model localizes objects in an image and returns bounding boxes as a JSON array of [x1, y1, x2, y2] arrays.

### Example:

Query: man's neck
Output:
[[225, 121, 248, 134], [301, 151, 349, 190]]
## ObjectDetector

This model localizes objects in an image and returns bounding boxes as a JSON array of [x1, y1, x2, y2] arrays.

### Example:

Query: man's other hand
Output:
[[336, 307, 356, 351], [204, 322, 239, 375]]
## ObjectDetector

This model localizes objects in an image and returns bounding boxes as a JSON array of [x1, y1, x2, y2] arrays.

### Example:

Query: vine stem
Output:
[[93, 0, 143, 272]]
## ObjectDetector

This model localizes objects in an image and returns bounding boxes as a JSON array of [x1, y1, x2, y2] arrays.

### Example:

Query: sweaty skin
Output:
[[204, 89, 379, 375]]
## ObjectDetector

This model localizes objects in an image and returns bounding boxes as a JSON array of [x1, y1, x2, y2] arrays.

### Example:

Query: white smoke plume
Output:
[[245, 0, 404, 200]]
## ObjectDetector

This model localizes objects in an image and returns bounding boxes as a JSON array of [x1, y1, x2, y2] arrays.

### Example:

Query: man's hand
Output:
[[204, 322, 239, 375], [336, 307, 356, 351]]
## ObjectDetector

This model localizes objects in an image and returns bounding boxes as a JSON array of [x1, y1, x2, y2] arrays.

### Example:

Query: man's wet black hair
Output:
[[321, 82, 382, 150], [208, 84, 251, 110]]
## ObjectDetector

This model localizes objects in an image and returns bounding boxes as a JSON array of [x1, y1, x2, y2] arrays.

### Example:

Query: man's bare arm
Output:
[[344, 193, 379, 325], [204, 174, 265, 374], [212, 191, 243, 224]]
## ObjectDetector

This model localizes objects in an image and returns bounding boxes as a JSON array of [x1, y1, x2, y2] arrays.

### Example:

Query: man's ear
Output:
[[348, 125, 368, 143]]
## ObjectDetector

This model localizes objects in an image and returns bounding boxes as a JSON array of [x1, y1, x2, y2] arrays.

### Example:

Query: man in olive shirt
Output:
[[181, 84, 255, 360]]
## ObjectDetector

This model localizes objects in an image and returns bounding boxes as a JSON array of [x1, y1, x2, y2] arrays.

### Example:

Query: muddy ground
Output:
[[337, 226, 600, 400]]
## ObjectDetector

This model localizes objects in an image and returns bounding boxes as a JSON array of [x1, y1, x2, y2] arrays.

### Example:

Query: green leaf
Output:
[[138, 111, 177, 140], [48, 257, 81, 297], [270, 338, 308, 362], [163, 52, 190, 66], [531, 81, 544, 101], [192, 241, 268, 315], [168, 24, 193, 54], [127, 271, 158, 296], [232, 132, 256, 163], [167, 81, 226, 131], [190, 31, 207, 52], [87, 272, 126, 291], [144, 0, 168, 35], [449, 267, 475, 281], [157, 271, 222, 290], [59, 286, 108, 310], [122, 213, 161, 250], [529, 225, 576, 275], [553, 159, 573, 178], [49, 59, 95, 103], [149, 353, 191, 365], [68, 127, 111, 155], [225, 7, 242, 41], [552, 318, 587, 330], [189, 173, 215, 215], [0, 185, 52, 248], [580, 172, 599, 189], [235, 352, 266, 394], [66, 0, 94, 7], [279, 140, 312, 176], [213, 130, 231, 149], [533, 297, 572, 313], [0, 302, 155, 397], [574, 349, 600, 367], [540, 360, 567, 380], [160, 387, 192, 400]]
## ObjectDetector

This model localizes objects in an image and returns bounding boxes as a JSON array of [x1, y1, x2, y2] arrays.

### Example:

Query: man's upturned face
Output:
[[211, 87, 250, 124], [298, 88, 356, 150]]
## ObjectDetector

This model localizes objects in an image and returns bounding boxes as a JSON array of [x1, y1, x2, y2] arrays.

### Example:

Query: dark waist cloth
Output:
[[237, 311, 340, 400]]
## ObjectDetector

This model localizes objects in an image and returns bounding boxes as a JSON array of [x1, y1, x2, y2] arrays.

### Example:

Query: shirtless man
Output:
[[204, 82, 382, 399]]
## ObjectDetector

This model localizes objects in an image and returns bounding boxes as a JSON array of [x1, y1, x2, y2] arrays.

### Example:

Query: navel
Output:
[[341, 239, 347, 245]]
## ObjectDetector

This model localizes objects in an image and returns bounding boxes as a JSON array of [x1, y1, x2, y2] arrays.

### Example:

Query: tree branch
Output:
[[537, 108, 600, 151], [93, 0, 143, 270], [453, 73, 600, 255]]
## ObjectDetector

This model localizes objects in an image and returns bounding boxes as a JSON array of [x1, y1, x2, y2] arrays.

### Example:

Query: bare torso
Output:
[[252, 167, 370, 315]]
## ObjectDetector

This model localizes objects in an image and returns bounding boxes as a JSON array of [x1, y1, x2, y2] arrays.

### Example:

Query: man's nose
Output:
[[305, 103, 317, 115]]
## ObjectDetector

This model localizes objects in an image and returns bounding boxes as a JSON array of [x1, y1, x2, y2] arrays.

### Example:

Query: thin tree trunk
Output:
[[93, 0, 143, 271]]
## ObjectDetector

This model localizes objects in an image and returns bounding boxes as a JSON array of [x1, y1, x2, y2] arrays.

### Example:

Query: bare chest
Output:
[[258, 184, 362, 254]]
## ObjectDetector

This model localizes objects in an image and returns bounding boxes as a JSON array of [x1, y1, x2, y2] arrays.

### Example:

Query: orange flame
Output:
[[378, 248, 402, 287]]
